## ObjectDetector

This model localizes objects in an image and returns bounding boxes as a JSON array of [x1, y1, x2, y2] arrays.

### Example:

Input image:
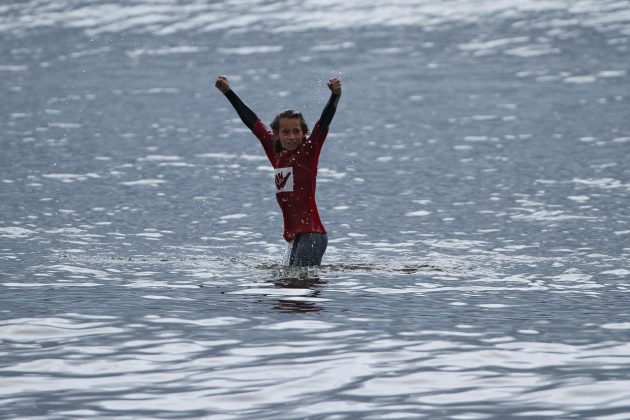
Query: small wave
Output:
[[60, 252, 448, 277], [2, 0, 629, 37]]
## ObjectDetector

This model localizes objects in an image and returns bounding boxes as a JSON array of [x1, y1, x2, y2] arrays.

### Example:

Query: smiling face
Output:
[[276, 117, 305, 151]]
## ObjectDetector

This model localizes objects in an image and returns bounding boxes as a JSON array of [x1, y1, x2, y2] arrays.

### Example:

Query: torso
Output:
[[252, 120, 327, 241]]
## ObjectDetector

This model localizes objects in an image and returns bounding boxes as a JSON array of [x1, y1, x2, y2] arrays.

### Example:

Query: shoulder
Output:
[[252, 119, 274, 140]]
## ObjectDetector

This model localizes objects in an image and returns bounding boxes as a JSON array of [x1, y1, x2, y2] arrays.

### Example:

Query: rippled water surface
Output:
[[1, 0, 630, 418]]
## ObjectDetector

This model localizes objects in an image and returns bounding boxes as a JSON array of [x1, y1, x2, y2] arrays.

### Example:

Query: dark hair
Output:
[[271, 109, 309, 153]]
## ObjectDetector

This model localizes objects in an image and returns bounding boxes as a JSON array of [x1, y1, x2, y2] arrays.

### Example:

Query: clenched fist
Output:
[[215, 75, 231, 94], [327, 77, 342, 95]]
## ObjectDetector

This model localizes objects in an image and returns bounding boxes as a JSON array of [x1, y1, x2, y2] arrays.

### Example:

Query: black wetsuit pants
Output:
[[284, 233, 328, 266]]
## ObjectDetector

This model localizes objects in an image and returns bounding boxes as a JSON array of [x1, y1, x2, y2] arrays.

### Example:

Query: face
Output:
[[276, 117, 304, 151]]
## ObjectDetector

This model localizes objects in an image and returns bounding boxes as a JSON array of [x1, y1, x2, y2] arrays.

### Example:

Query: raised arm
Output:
[[319, 77, 342, 130], [215, 75, 258, 130]]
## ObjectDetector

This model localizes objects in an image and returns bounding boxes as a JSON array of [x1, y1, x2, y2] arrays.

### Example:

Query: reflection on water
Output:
[[2, 0, 630, 417], [271, 274, 327, 313], [3, 269, 630, 418], [2, 252, 630, 417]]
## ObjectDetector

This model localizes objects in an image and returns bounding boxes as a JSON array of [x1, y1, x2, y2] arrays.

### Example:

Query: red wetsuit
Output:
[[223, 89, 339, 242], [251, 119, 327, 241]]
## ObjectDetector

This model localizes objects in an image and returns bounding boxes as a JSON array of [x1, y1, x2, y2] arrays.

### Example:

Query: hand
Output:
[[215, 75, 231, 94], [327, 77, 342, 95]]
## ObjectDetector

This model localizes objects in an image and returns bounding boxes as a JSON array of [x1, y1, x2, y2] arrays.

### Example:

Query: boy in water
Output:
[[215, 75, 342, 266]]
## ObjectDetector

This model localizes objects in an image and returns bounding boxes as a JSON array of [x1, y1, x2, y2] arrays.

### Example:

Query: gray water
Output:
[[1, 0, 630, 418]]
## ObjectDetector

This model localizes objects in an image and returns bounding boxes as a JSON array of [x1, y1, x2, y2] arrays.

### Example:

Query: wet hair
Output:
[[271, 109, 309, 153]]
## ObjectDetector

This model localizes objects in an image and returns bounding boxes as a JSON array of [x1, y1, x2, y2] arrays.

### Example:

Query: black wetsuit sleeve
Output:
[[319, 93, 340, 131], [224, 89, 258, 130]]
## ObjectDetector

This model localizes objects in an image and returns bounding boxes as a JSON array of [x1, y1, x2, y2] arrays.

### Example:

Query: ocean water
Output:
[[1, 0, 630, 418]]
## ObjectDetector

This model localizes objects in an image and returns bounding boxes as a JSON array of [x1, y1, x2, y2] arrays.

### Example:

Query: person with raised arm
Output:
[[215, 75, 342, 266]]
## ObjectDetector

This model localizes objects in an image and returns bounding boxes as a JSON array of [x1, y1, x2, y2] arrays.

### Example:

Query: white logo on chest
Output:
[[274, 167, 293, 193]]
